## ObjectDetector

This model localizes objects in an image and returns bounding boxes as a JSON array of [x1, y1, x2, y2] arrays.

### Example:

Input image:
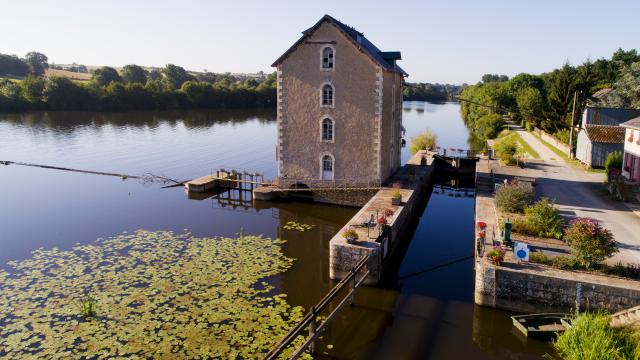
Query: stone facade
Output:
[[272, 15, 406, 187]]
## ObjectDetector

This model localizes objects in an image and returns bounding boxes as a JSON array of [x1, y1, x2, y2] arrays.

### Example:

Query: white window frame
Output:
[[320, 83, 334, 108], [320, 116, 335, 143], [320, 45, 335, 71], [320, 153, 335, 180]]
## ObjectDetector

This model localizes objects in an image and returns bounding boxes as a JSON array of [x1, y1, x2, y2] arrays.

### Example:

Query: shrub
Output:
[[475, 113, 504, 140], [564, 218, 617, 269], [341, 229, 359, 241], [554, 128, 570, 144], [409, 129, 437, 154], [604, 151, 623, 176], [554, 312, 640, 360], [486, 245, 506, 265], [528, 251, 549, 264], [391, 190, 401, 199], [495, 181, 534, 213], [525, 122, 533, 131], [493, 135, 519, 165], [522, 198, 563, 239]]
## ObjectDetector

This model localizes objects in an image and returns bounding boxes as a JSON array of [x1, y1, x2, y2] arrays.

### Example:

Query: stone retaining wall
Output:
[[475, 259, 640, 313]]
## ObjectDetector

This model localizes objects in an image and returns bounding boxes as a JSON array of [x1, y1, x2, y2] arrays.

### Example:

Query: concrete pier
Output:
[[185, 171, 237, 193], [329, 150, 434, 285]]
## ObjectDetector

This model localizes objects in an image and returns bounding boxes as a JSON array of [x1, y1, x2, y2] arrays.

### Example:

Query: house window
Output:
[[322, 84, 333, 106], [322, 118, 333, 141], [322, 155, 334, 180], [322, 47, 334, 69]]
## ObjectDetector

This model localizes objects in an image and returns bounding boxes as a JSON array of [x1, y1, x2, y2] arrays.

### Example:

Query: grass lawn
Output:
[[530, 132, 605, 173]]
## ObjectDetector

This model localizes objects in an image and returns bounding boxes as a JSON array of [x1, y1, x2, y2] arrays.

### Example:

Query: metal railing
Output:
[[264, 254, 371, 360]]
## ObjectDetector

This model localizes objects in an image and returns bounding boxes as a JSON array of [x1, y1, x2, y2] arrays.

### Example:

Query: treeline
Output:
[[403, 82, 466, 102], [0, 52, 276, 112], [460, 48, 640, 142]]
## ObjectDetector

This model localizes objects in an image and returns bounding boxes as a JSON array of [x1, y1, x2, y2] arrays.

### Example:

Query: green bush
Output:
[[604, 151, 623, 176], [525, 122, 533, 131], [522, 198, 563, 239], [495, 181, 534, 213], [564, 218, 617, 269], [475, 113, 504, 140], [494, 135, 519, 165], [409, 129, 437, 154], [554, 128, 571, 144], [554, 312, 640, 360]]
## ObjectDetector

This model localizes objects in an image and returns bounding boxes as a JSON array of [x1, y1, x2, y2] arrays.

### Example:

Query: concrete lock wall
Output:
[[329, 152, 434, 285], [475, 259, 640, 313]]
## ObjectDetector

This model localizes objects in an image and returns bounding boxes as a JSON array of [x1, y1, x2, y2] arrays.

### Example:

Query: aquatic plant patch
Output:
[[282, 221, 315, 232], [0, 230, 306, 358]]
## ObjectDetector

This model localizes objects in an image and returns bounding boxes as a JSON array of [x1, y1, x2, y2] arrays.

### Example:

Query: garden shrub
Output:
[[554, 312, 640, 360], [495, 181, 534, 213], [564, 218, 617, 269], [493, 135, 519, 165], [604, 151, 623, 176], [522, 198, 563, 239]]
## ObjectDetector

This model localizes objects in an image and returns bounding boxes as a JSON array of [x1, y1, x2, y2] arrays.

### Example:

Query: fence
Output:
[[264, 254, 371, 359]]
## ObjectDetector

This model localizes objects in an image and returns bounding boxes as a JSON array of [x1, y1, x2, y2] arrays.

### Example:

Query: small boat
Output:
[[511, 313, 571, 340]]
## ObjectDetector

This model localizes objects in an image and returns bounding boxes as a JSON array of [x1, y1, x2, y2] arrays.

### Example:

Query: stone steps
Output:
[[611, 305, 640, 328]]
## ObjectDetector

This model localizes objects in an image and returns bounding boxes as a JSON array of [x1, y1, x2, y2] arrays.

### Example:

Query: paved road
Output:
[[509, 123, 640, 265]]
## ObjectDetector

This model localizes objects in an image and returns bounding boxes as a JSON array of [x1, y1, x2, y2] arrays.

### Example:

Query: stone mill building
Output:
[[272, 15, 407, 188]]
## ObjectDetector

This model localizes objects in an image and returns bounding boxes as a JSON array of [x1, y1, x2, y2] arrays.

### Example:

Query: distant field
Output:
[[45, 68, 92, 81]]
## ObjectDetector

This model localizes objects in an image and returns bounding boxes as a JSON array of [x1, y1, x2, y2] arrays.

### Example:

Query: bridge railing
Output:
[[263, 254, 371, 359], [433, 147, 479, 158]]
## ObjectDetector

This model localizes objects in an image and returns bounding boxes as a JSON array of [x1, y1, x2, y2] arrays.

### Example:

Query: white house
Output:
[[621, 117, 640, 183]]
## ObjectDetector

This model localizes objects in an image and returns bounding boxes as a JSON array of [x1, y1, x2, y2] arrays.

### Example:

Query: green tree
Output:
[[516, 87, 544, 126], [481, 74, 509, 83], [92, 66, 122, 87], [120, 64, 148, 84], [20, 75, 45, 103], [546, 64, 577, 130], [607, 61, 640, 108], [162, 64, 194, 89], [475, 113, 504, 139], [24, 51, 48, 75], [0, 54, 30, 77]]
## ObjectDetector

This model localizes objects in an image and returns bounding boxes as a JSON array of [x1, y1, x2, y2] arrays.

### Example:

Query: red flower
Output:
[[378, 217, 387, 225]]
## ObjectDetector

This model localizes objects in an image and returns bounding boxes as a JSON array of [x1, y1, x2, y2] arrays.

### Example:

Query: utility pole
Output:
[[568, 91, 578, 159]]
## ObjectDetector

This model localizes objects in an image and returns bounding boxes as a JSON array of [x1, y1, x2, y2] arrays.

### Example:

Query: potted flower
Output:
[[391, 190, 402, 206], [342, 228, 359, 244], [477, 221, 487, 230], [383, 208, 395, 218], [486, 246, 506, 265]]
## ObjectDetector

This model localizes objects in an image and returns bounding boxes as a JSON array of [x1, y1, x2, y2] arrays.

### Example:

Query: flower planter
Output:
[[346, 236, 358, 244], [490, 256, 504, 266], [391, 197, 401, 206]]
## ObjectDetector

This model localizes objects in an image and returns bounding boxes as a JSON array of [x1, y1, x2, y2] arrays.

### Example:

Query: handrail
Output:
[[263, 254, 370, 360]]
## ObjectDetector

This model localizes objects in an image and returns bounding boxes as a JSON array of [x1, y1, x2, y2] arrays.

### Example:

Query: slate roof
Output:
[[621, 116, 640, 131], [272, 15, 408, 76], [584, 125, 626, 143], [591, 88, 615, 99]]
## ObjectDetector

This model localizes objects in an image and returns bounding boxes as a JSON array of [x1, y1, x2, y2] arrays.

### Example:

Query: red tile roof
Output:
[[584, 125, 626, 143]]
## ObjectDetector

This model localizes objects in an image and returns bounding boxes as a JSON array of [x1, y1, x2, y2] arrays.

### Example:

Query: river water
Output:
[[0, 102, 552, 358]]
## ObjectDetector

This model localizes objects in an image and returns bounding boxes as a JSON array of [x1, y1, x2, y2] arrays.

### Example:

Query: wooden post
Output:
[[569, 91, 578, 159], [308, 307, 317, 355], [348, 268, 356, 305]]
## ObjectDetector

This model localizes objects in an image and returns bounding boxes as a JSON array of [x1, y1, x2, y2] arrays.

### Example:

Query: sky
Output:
[[1, 0, 639, 84]]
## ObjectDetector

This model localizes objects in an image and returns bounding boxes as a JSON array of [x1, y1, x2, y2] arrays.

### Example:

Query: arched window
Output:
[[322, 47, 334, 69], [322, 155, 334, 180], [322, 118, 333, 141], [322, 84, 333, 106]]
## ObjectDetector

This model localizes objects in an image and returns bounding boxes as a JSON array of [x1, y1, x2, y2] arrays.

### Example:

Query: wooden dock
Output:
[[184, 169, 266, 193]]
